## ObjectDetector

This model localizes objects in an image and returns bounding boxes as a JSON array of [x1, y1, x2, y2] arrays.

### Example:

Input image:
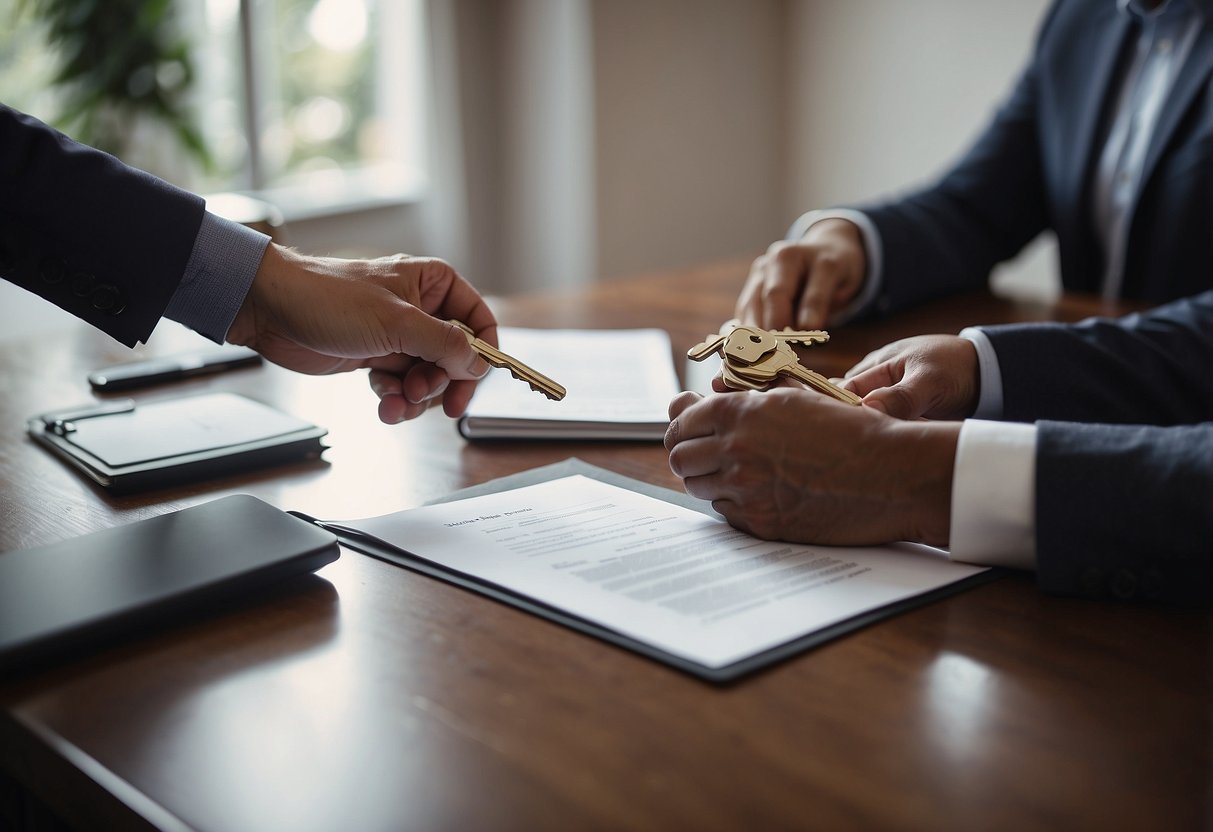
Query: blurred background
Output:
[[0, 0, 1054, 340]]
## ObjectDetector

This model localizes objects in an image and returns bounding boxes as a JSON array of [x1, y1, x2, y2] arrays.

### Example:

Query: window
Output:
[[0, 0, 428, 218], [196, 0, 428, 217]]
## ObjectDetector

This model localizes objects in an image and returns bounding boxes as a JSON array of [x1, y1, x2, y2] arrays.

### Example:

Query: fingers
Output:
[[840, 335, 979, 420], [412, 257, 495, 329], [385, 310, 488, 380], [842, 356, 931, 419], [735, 242, 804, 330], [841, 361, 900, 398], [375, 256, 496, 379], [368, 361, 463, 423], [796, 268, 835, 331], [666, 390, 705, 429], [794, 242, 852, 330], [735, 221, 865, 332], [666, 392, 739, 491]]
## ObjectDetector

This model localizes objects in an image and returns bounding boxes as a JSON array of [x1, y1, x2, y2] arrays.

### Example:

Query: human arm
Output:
[[985, 292, 1213, 425], [0, 103, 204, 346], [0, 103, 493, 422], [841, 292, 1213, 602]]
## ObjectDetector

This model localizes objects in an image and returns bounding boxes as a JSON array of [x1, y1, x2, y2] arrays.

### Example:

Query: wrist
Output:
[[881, 417, 961, 546], [227, 243, 286, 347]]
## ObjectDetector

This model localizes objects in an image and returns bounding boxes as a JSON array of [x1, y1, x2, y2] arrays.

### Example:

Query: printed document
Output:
[[339, 475, 988, 670]]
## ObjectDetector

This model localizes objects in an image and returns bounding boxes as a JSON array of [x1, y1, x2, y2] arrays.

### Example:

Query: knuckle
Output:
[[772, 243, 802, 267]]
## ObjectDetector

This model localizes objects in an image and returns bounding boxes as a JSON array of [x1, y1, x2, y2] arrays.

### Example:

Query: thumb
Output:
[[390, 308, 488, 380], [862, 380, 930, 420]]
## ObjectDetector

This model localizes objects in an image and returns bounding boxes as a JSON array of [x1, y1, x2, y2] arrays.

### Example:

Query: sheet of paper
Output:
[[465, 328, 680, 423], [343, 475, 988, 670]]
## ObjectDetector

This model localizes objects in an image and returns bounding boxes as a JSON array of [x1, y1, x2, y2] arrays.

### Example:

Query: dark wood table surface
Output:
[[0, 259, 1208, 831]]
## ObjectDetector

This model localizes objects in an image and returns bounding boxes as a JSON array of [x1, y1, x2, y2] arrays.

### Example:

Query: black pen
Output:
[[88, 346, 262, 391]]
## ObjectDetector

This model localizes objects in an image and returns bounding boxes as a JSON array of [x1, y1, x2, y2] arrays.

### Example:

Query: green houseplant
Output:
[[23, 0, 211, 173]]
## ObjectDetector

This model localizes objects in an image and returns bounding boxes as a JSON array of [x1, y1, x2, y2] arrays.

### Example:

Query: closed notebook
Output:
[[28, 392, 327, 492], [0, 494, 340, 673]]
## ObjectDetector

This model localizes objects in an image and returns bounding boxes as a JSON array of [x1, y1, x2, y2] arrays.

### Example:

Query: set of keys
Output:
[[688, 321, 862, 405], [449, 317, 857, 407], [450, 320, 566, 401]]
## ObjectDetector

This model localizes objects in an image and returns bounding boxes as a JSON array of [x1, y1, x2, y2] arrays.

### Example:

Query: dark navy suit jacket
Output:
[[0, 105, 204, 346], [983, 291, 1213, 605], [860, 0, 1213, 313]]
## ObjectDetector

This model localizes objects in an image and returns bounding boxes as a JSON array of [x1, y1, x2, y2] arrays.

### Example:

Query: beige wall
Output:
[[591, 0, 787, 281], [786, 0, 1056, 296], [0, 0, 1062, 341], [435, 0, 1058, 294]]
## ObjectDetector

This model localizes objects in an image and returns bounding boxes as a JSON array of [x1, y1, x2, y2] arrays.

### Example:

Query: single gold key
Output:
[[450, 320, 567, 401], [713, 317, 829, 346]]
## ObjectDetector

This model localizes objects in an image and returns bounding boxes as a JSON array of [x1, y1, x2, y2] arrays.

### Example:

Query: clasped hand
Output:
[[665, 334, 982, 546]]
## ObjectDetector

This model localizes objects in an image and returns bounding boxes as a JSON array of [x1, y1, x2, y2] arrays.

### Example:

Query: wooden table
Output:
[[0, 260, 1208, 831]]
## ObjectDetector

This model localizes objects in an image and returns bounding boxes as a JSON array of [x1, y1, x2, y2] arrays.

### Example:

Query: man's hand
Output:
[[842, 334, 980, 420], [227, 244, 494, 424], [734, 218, 867, 331], [665, 387, 959, 546]]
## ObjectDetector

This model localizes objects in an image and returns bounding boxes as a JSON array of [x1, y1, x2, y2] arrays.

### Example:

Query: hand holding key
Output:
[[450, 320, 566, 401]]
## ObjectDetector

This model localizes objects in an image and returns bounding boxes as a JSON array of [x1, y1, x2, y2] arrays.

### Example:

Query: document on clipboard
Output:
[[304, 460, 995, 682]]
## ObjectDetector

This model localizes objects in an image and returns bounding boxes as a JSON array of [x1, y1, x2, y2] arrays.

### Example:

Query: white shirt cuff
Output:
[[959, 326, 1005, 419], [949, 419, 1038, 571], [786, 208, 883, 325]]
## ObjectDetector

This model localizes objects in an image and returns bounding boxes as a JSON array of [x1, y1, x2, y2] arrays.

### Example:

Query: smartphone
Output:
[[88, 345, 262, 391]]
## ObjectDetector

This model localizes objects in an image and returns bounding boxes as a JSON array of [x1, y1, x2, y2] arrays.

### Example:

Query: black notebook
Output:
[[28, 392, 328, 492], [0, 495, 339, 673]]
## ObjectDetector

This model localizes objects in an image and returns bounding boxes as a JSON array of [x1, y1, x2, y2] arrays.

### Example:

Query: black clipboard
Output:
[[294, 459, 1003, 684], [28, 392, 328, 493]]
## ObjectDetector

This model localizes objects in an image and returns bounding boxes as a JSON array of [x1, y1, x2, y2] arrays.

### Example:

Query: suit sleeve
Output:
[[986, 292, 1213, 604], [0, 104, 205, 346], [851, 4, 1061, 316]]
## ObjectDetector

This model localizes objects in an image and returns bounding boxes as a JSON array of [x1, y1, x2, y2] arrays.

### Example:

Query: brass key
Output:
[[729, 341, 861, 405], [687, 323, 859, 405], [450, 320, 567, 401], [689, 322, 830, 364], [718, 319, 832, 348]]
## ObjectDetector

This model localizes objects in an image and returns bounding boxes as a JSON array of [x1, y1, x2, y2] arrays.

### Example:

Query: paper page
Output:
[[465, 328, 680, 423], [345, 475, 987, 670]]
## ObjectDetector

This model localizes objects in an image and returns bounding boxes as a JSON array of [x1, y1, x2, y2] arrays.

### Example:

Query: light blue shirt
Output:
[[164, 212, 270, 342]]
